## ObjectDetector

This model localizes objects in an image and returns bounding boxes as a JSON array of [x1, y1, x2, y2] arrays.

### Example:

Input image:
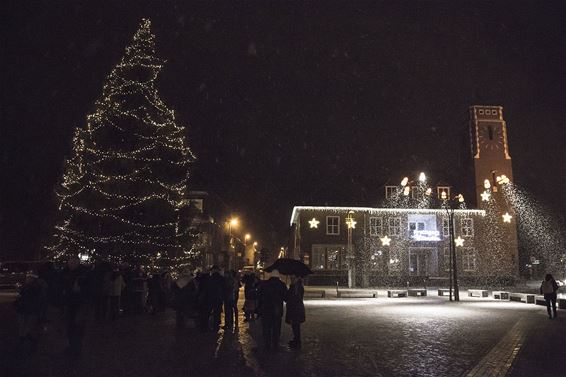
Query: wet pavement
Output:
[[1, 290, 565, 377]]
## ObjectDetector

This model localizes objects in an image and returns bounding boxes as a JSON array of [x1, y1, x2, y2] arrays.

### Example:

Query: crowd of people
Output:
[[13, 256, 306, 358]]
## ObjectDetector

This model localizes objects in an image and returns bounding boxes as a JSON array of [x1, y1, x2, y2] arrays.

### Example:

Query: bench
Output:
[[437, 289, 451, 296], [493, 291, 510, 300], [387, 290, 408, 298], [468, 289, 489, 298], [337, 290, 378, 298], [535, 295, 546, 306], [408, 289, 427, 297], [509, 293, 535, 304], [304, 289, 326, 298], [559, 298, 566, 310]]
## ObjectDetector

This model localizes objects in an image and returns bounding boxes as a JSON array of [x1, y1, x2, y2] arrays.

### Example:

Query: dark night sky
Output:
[[2, 1, 566, 259]]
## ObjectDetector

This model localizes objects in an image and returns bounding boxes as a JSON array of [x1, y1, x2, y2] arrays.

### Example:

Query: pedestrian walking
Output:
[[195, 269, 210, 331], [15, 273, 43, 354], [206, 265, 226, 331], [285, 275, 305, 349], [540, 273, 559, 319], [60, 255, 89, 358], [109, 268, 126, 320], [242, 272, 259, 322], [223, 270, 240, 330], [257, 269, 287, 350], [172, 269, 198, 327]]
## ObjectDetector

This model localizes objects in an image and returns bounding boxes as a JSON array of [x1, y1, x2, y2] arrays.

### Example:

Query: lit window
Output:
[[408, 221, 425, 237], [311, 245, 345, 270], [385, 186, 398, 199], [326, 216, 340, 235], [437, 186, 451, 200], [388, 217, 402, 237], [369, 217, 382, 236], [461, 218, 474, 237], [462, 248, 477, 271], [389, 250, 401, 274]]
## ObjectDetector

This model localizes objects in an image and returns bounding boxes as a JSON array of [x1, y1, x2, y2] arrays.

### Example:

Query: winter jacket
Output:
[[285, 280, 305, 324], [258, 277, 287, 318], [540, 279, 558, 295]]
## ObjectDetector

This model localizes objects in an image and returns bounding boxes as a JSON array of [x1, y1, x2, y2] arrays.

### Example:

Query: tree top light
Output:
[[418, 172, 426, 182]]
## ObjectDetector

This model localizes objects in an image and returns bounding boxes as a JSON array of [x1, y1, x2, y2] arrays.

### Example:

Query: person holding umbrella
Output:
[[263, 258, 312, 350], [285, 274, 305, 349]]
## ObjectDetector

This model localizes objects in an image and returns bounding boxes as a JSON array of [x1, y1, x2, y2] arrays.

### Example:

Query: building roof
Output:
[[289, 206, 486, 226]]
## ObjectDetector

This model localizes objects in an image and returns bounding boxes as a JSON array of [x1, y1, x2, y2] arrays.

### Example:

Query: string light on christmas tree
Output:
[[46, 19, 198, 269]]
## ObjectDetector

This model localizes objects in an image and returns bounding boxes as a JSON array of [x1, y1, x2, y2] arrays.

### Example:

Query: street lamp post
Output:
[[442, 192, 464, 302], [227, 217, 239, 269], [345, 210, 357, 288]]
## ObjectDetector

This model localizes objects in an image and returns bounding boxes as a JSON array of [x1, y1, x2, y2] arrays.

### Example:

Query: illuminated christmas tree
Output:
[[47, 19, 196, 269]]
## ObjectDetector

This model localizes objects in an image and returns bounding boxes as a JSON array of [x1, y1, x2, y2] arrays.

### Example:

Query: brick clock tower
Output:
[[469, 105, 519, 278]]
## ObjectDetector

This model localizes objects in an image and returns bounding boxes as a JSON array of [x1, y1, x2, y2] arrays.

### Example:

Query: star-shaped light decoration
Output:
[[454, 236, 465, 247], [380, 235, 391, 246], [502, 212, 513, 223], [346, 218, 357, 229], [308, 218, 320, 229], [481, 191, 491, 202]]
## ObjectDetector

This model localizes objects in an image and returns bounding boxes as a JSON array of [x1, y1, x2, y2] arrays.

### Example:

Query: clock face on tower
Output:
[[479, 125, 504, 151]]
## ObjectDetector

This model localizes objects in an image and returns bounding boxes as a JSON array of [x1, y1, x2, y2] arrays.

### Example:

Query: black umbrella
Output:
[[264, 258, 312, 277]]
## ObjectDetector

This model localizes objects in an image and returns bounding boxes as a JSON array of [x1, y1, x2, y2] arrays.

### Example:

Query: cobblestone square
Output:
[[1, 291, 565, 377]]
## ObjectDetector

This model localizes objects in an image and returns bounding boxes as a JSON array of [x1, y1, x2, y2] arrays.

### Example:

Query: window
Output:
[[462, 248, 477, 271], [442, 218, 450, 237], [443, 247, 451, 272], [326, 216, 340, 235], [369, 247, 383, 270], [388, 217, 402, 237], [311, 245, 345, 270], [461, 218, 474, 237], [411, 186, 418, 199], [311, 246, 326, 270], [389, 250, 401, 274], [437, 186, 451, 200], [369, 217, 383, 236], [385, 186, 398, 199], [408, 221, 425, 237]]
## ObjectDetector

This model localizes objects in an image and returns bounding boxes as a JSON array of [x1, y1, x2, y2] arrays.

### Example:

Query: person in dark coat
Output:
[[195, 270, 210, 331], [15, 273, 43, 353], [257, 270, 287, 350], [285, 275, 305, 348], [540, 273, 559, 319], [60, 255, 89, 357], [206, 265, 226, 331], [223, 270, 240, 330], [242, 272, 259, 322]]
